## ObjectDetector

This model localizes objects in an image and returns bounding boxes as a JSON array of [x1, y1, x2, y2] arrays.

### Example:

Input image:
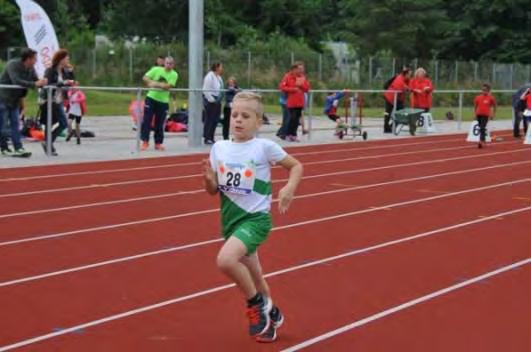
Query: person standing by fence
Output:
[[203, 62, 224, 145], [474, 83, 496, 149], [383, 67, 411, 133], [279, 62, 310, 142], [513, 85, 531, 138], [140, 56, 178, 151], [39, 49, 75, 156], [222, 76, 239, 140], [409, 67, 433, 112], [0, 48, 47, 157]]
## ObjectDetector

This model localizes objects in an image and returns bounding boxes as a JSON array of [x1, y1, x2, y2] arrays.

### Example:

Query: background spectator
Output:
[[0, 48, 46, 157], [202, 62, 224, 145], [140, 56, 179, 151], [383, 66, 411, 133], [410, 67, 433, 112], [279, 61, 310, 142], [222, 76, 239, 140]]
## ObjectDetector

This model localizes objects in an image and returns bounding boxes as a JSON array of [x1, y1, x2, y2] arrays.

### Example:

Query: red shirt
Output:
[[474, 94, 496, 116], [384, 74, 410, 105], [525, 94, 531, 109], [409, 77, 433, 109], [279, 72, 310, 109]]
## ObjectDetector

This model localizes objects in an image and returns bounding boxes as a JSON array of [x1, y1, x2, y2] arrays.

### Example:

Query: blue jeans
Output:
[[0, 101, 22, 150], [41, 102, 68, 144]]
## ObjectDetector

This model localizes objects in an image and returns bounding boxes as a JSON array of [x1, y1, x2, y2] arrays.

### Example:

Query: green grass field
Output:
[[22, 90, 513, 122]]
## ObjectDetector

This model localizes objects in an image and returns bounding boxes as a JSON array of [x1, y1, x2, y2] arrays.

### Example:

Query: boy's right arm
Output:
[[202, 159, 219, 195]]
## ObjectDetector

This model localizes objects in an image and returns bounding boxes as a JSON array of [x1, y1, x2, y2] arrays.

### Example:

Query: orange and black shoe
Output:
[[155, 143, 165, 151], [141, 141, 149, 151], [256, 305, 283, 343], [246, 294, 272, 337]]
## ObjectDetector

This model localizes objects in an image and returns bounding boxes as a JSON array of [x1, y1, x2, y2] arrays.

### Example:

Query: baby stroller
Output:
[[335, 92, 368, 140]]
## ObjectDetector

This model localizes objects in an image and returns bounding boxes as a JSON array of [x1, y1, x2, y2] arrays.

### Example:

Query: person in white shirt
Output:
[[202, 62, 224, 144]]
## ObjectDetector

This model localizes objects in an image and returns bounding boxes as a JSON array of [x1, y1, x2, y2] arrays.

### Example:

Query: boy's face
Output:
[[481, 86, 490, 94], [230, 99, 262, 141]]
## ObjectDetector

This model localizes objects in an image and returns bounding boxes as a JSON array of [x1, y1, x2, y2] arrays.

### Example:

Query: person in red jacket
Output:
[[474, 83, 497, 149], [409, 68, 433, 112], [383, 67, 411, 133], [279, 62, 310, 142]]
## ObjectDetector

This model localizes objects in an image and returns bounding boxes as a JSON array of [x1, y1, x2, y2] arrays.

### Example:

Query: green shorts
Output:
[[225, 213, 272, 254]]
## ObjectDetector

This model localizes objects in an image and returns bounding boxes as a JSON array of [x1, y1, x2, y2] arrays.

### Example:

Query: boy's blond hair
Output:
[[232, 92, 264, 119]]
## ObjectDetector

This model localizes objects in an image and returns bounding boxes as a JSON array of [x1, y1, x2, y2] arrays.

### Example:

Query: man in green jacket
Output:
[[140, 56, 178, 151]]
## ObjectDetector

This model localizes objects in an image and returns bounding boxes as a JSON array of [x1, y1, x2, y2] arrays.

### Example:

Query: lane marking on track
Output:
[[0, 206, 529, 352], [280, 258, 531, 352], [0, 136, 474, 183], [0, 141, 521, 198], [1, 178, 529, 287], [0, 147, 529, 218], [513, 197, 531, 201], [417, 189, 451, 194], [1, 161, 530, 245]]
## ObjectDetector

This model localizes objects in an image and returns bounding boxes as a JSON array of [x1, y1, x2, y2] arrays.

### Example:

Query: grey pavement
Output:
[[0, 114, 515, 168]]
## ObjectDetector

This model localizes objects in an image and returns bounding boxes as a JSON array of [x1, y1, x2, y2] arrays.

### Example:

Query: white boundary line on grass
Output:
[[0, 146, 528, 217], [0, 136, 467, 183], [0, 142, 500, 198], [1, 178, 529, 287], [1, 158, 529, 246], [0, 205, 529, 352], [281, 257, 531, 352]]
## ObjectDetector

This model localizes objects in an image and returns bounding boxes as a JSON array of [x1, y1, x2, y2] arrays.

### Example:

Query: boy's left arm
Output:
[[277, 155, 303, 214]]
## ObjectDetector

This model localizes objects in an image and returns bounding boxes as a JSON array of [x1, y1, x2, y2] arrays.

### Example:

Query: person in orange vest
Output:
[[383, 66, 411, 133], [409, 67, 434, 112]]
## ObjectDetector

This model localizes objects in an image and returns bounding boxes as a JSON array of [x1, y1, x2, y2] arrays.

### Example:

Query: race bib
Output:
[[217, 160, 256, 195]]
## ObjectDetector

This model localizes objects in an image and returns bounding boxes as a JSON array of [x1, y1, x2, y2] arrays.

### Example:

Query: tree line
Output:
[[1, 0, 529, 63]]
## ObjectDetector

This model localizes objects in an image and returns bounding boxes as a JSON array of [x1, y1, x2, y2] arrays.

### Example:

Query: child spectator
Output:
[[324, 90, 346, 123], [474, 83, 497, 149], [66, 85, 87, 144], [202, 92, 303, 342], [222, 76, 239, 140]]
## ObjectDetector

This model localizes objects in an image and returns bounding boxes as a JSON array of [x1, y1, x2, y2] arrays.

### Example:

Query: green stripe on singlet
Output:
[[253, 179, 272, 196]]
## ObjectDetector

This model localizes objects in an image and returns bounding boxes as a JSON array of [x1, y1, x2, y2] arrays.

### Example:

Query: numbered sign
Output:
[[217, 161, 256, 195], [466, 121, 491, 142], [524, 125, 531, 145], [417, 112, 436, 133]]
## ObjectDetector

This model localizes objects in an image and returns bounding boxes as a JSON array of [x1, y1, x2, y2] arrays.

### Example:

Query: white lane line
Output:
[[1, 179, 529, 287], [0, 136, 468, 183], [0, 206, 528, 352], [0, 141, 520, 199], [1, 146, 528, 217], [1, 160, 529, 245], [281, 258, 531, 352]]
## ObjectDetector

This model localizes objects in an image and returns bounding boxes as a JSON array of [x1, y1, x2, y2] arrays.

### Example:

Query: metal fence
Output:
[[1, 83, 519, 155], [5, 46, 530, 89]]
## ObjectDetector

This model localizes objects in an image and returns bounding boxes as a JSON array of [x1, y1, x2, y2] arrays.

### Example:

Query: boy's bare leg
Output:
[[217, 236, 257, 299], [241, 252, 270, 298]]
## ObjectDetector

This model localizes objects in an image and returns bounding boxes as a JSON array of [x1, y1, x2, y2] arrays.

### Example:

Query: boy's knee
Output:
[[216, 253, 236, 272]]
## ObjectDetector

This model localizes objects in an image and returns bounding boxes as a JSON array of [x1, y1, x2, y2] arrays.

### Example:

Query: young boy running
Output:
[[474, 83, 497, 149], [202, 92, 303, 342]]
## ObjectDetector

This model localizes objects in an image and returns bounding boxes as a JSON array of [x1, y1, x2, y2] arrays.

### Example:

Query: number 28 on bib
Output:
[[217, 160, 256, 195]]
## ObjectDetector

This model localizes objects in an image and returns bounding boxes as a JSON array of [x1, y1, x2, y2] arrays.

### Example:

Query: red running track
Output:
[[0, 131, 529, 351]]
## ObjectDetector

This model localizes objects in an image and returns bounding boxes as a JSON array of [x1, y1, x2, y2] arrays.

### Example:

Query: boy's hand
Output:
[[278, 185, 295, 214], [202, 159, 216, 183]]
